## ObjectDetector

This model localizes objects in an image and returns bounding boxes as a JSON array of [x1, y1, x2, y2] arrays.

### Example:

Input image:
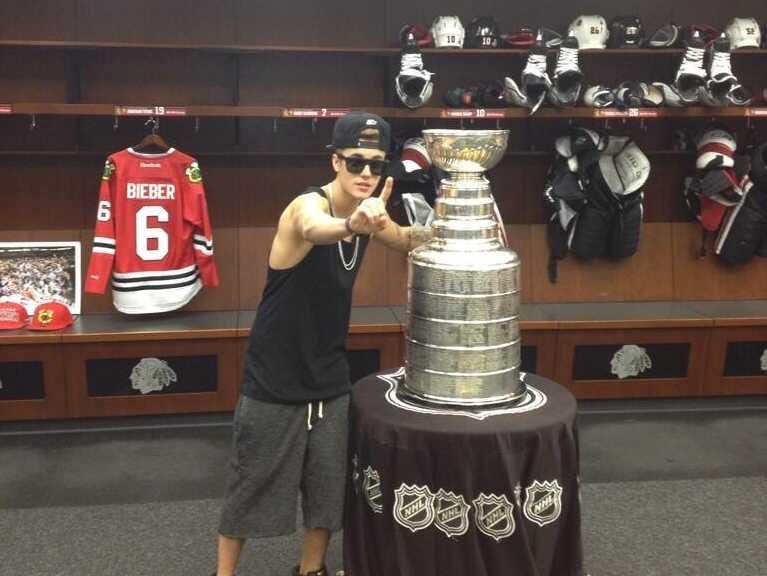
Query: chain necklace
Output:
[[326, 185, 359, 271]]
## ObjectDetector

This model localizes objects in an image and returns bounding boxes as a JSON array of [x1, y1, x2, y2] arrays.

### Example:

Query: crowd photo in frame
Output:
[[0, 242, 81, 315]]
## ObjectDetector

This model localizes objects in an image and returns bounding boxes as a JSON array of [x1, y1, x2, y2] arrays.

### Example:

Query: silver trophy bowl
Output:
[[422, 129, 509, 174], [400, 129, 525, 407]]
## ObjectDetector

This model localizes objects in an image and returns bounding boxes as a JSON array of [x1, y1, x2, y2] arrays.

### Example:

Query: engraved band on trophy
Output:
[[400, 129, 525, 407]]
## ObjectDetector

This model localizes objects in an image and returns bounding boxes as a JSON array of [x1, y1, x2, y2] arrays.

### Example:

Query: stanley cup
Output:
[[400, 129, 525, 406]]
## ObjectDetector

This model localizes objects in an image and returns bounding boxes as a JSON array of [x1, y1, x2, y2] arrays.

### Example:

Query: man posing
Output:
[[215, 112, 432, 576]]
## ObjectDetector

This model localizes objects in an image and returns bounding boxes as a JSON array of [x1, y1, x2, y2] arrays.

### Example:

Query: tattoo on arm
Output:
[[408, 225, 433, 251]]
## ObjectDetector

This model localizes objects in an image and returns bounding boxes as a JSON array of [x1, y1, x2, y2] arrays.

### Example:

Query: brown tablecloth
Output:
[[344, 369, 583, 576]]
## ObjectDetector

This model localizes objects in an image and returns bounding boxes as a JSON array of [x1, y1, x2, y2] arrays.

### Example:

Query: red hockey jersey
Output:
[[85, 147, 219, 314]]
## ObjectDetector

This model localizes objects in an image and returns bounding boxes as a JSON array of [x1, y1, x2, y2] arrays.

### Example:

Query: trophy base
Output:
[[398, 372, 527, 408]]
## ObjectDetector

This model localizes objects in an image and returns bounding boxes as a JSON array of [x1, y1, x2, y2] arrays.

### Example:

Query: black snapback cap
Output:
[[327, 111, 391, 152]]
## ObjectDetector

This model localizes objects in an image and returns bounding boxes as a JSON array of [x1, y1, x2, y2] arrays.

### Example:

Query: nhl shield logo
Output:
[[393, 483, 435, 533], [472, 493, 515, 541], [433, 489, 470, 538], [363, 466, 383, 514], [523, 480, 563, 527]]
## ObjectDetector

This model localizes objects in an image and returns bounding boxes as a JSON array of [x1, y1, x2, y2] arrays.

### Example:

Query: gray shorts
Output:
[[218, 393, 350, 538]]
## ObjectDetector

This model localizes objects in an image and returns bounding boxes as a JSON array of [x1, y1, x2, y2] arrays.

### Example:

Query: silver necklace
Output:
[[327, 186, 359, 271]]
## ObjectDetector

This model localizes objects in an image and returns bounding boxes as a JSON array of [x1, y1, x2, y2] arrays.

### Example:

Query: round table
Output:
[[343, 368, 583, 576]]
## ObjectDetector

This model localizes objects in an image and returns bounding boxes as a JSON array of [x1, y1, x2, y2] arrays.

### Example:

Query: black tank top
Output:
[[241, 187, 370, 403]]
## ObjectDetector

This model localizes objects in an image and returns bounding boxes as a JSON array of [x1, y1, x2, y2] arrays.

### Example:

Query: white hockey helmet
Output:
[[725, 17, 761, 49], [431, 15, 465, 48], [567, 15, 609, 49]]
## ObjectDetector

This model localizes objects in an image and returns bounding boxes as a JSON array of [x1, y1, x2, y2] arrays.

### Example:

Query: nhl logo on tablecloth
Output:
[[393, 483, 435, 533], [363, 466, 383, 514], [523, 480, 563, 527], [433, 489, 470, 538], [472, 493, 515, 541]]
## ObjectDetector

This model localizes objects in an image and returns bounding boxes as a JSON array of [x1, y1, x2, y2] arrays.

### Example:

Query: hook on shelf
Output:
[[273, 117, 278, 134], [144, 115, 160, 134], [29, 114, 37, 132], [311, 117, 317, 134], [194, 116, 200, 134], [113, 115, 119, 132]]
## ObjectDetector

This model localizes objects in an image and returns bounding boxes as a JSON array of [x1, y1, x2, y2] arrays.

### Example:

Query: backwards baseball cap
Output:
[[27, 302, 74, 331], [328, 111, 391, 152], [0, 302, 28, 330]]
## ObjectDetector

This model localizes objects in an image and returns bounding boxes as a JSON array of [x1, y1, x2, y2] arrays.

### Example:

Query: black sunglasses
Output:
[[336, 153, 389, 176]]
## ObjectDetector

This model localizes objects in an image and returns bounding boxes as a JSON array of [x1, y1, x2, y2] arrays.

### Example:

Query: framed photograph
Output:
[[0, 242, 81, 315]]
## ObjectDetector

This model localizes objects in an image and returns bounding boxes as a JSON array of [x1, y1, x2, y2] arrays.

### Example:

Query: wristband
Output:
[[345, 216, 355, 235]]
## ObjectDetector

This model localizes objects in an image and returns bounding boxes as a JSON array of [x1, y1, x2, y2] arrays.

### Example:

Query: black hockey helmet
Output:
[[465, 16, 501, 48], [609, 16, 645, 48]]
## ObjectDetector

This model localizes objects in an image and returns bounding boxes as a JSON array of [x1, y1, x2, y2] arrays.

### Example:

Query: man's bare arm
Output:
[[290, 193, 350, 245], [373, 221, 433, 253]]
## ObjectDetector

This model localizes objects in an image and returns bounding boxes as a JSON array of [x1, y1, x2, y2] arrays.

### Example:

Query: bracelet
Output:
[[344, 216, 355, 235]]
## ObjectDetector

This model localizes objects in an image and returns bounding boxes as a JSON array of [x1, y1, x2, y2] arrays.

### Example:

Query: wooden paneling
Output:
[[235, 0, 385, 47], [642, 153, 694, 223], [530, 222, 675, 303], [347, 332, 403, 372], [555, 327, 709, 399], [76, 0, 236, 45], [0, 117, 79, 152], [64, 338, 239, 417], [238, 156, 323, 226], [0, 343, 67, 421], [672, 223, 767, 301], [78, 50, 236, 105], [0, 229, 81, 243], [703, 326, 767, 396], [0, 48, 70, 102], [185, 227, 239, 311], [238, 226, 275, 309], [491, 155, 549, 225], [352, 239, 390, 306], [520, 330, 557, 380], [507, 224, 533, 304], [0, 157, 84, 230], [386, 247, 408, 306], [238, 118, 336, 155], [77, 117, 238, 156], [0, 1, 77, 41], [199, 157, 240, 228], [239, 53, 386, 107]]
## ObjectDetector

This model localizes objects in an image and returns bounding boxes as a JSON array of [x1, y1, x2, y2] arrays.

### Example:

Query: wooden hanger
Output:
[[133, 116, 170, 152]]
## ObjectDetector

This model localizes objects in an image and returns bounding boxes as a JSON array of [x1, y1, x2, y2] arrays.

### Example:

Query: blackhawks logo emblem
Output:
[[101, 160, 115, 181], [186, 162, 202, 183], [36, 308, 54, 325]]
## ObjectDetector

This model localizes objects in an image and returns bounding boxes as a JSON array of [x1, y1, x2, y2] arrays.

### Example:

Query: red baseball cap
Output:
[[27, 302, 74, 331], [0, 302, 28, 330]]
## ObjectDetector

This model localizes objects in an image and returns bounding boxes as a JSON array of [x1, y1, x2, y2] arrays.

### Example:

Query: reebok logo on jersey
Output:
[[126, 183, 175, 200], [139, 162, 162, 168]]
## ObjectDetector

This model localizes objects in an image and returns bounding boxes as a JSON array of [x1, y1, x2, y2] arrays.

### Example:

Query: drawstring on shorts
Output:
[[306, 400, 325, 431]]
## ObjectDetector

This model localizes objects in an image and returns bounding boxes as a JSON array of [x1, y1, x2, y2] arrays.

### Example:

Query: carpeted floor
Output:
[[1, 396, 765, 576]]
